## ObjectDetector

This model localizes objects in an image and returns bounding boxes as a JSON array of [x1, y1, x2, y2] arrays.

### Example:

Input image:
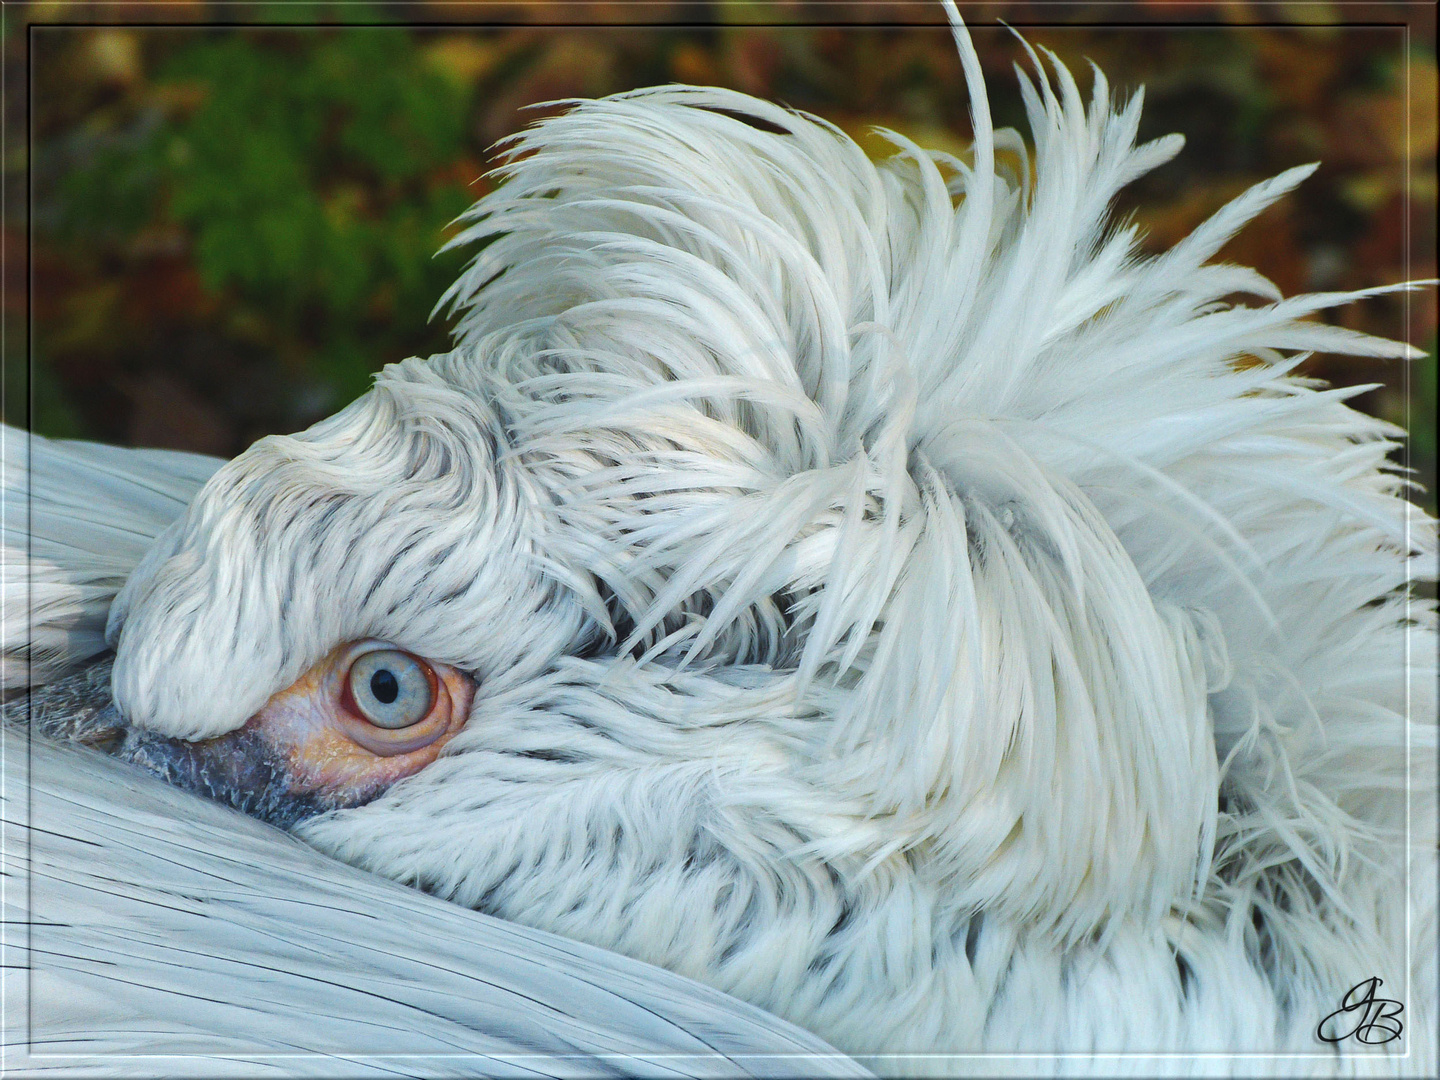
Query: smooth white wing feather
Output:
[[1, 425, 223, 690], [0, 727, 872, 1078]]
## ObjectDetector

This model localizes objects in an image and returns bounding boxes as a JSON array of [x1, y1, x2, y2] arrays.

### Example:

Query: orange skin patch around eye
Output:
[[116, 640, 475, 827], [237, 640, 475, 806]]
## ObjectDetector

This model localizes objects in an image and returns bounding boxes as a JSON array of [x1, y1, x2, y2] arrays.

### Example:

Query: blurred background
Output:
[[6, 1, 1436, 511]]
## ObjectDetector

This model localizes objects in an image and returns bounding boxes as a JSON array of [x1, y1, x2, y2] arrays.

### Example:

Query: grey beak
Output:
[[23, 657, 340, 830]]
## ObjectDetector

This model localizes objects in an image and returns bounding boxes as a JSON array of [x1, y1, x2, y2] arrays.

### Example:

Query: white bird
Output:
[[3, 4, 1435, 1074], [2, 435, 870, 1078]]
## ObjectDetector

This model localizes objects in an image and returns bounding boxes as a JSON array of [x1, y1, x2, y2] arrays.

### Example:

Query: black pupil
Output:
[[370, 669, 400, 705]]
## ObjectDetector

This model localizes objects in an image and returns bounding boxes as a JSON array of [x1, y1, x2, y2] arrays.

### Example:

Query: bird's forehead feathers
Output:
[[107, 359, 584, 741]]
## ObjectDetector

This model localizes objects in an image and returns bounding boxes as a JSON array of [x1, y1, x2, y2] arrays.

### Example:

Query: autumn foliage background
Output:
[[5, 1, 1436, 512]]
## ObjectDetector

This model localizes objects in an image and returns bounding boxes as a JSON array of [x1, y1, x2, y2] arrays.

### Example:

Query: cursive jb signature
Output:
[[1316, 977, 1404, 1045]]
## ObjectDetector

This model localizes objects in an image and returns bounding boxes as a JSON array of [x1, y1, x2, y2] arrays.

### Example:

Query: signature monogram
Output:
[[1316, 977, 1404, 1045]]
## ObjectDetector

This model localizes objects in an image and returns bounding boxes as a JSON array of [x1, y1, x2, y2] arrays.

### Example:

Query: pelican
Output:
[[1, 436, 871, 1077], [3, 3, 1435, 1074]]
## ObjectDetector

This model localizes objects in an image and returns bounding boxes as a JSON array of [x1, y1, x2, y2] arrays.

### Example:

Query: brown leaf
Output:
[[423, 36, 507, 89], [86, 29, 142, 88]]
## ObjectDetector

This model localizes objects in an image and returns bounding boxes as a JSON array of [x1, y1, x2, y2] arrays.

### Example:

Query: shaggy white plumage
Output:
[[50, 5, 1440, 1073]]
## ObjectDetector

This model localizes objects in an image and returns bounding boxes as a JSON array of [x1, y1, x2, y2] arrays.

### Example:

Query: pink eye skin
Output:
[[119, 640, 477, 825], [252, 639, 477, 796]]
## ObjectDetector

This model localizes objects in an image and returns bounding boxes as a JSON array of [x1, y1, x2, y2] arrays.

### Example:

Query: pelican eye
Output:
[[346, 649, 435, 729]]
